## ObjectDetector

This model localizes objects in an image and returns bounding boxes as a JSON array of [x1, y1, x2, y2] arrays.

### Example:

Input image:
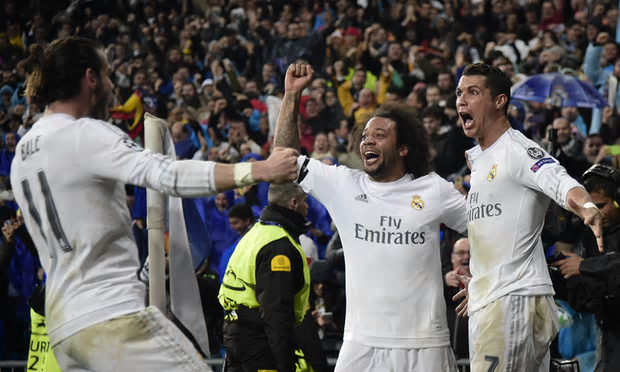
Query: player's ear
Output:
[[85, 68, 98, 89], [495, 94, 508, 111], [399, 145, 409, 157]]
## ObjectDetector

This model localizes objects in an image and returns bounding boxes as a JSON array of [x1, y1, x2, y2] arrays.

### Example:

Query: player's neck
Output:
[[45, 99, 93, 120], [478, 118, 511, 151], [368, 167, 407, 183]]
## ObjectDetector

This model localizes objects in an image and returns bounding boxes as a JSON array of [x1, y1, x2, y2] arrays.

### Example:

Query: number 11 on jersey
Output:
[[20, 169, 73, 257]]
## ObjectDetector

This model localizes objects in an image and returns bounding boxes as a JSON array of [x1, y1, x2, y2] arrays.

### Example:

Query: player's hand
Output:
[[255, 147, 300, 184], [551, 251, 584, 279], [284, 64, 314, 94], [453, 274, 471, 318], [568, 198, 604, 252]]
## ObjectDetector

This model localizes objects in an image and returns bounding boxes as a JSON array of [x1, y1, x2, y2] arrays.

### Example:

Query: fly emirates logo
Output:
[[354, 216, 426, 245], [468, 191, 503, 222]]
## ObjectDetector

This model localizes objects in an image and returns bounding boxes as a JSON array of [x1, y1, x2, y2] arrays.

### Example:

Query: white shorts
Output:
[[469, 295, 559, 372], [334, 340, 458, 372], [53, 306, 212, 372]]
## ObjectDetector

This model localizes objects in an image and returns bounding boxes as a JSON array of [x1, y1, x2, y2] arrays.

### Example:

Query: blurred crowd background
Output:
[[1, 0, 620, 370]]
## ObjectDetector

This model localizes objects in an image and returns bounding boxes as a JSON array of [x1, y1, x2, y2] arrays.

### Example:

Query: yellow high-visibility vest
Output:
[[219, 222, 310, 324], [28, 309, 61, 372]]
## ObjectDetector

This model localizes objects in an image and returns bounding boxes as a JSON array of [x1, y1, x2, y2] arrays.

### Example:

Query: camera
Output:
[[548, 128, 558, 144], [547, 251, 567, 271]]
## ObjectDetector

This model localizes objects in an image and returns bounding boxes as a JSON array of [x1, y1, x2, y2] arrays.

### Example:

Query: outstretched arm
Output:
[[566, 188, 604, 252], [273, 64, 314, 151]]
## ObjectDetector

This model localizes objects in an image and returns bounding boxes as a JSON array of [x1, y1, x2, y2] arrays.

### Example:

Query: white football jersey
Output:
[[11, 113, 218, 345], [465, 128, 582, 314], [297, 156, 467, 349]]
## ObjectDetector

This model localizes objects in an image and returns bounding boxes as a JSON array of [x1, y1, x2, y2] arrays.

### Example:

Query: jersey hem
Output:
[[49, 296, 146, 346], [343, 331, 451, 349], [469, 281, 555, 314]]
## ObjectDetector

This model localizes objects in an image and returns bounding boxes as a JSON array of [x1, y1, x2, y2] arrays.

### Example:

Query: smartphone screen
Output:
[[606, 145, 620, 156]]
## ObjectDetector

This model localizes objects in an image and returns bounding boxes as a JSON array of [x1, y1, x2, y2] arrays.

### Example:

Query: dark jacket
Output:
[[432, 128, 476, 179], [567, 220, 620, 322], [566, 219, 620, 371], [223, 205, 309, 372], [0, 224, 39, 299]]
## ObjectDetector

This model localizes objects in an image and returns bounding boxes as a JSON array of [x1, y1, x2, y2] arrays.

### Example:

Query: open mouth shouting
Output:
[[363, 149, 381, 166], [459, 112, 474, 130]]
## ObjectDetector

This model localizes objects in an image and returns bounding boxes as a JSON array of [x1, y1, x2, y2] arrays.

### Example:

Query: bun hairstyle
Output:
[[25, 37, 104, 106]]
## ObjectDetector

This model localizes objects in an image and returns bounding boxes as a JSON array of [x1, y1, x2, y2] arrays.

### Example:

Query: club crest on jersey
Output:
[[527, 147, 544, 159], [487, 164, 498, 181], [411, 195, 424, 210]]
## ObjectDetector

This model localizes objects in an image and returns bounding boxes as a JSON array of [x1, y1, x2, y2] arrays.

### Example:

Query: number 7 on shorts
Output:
[[484, 356, 499, 372]]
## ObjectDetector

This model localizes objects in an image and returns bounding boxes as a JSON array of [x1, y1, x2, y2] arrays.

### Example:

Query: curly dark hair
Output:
[[352, 102, 432, 178], [462, 63, 512, 116]]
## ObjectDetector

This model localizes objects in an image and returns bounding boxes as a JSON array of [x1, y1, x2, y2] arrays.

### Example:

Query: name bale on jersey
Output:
[[21, 135, 42, 161], [354, 215, 426, 245], [468, 191, 503, 222]]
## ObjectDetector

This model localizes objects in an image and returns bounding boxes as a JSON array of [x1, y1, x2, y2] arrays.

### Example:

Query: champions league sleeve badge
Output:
[[526, 147, 544, 159], [530, 158, 556, 172]]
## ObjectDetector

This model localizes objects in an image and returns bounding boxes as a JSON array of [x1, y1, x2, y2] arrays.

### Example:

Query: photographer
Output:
[[546, 117, 591, 178], [552, 165, 620, 371]]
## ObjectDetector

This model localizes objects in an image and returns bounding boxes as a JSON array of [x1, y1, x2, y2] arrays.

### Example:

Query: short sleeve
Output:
[[439, 177, 468, 233], [296, 155, 357, 206]]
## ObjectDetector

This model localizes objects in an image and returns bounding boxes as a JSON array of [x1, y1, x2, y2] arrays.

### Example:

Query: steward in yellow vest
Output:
[[28, 284, 61, 372], [219, 183, 311, 372]]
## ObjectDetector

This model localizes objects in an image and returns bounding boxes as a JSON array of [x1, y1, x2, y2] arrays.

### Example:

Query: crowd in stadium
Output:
[[1, 0, 620, 370]]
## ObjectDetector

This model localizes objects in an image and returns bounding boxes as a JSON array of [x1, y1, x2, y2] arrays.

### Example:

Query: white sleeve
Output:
[[438, 177, 468, 233], [511, 146, 583, 209], [296, 155, 353, 206], [266, 96, 283, 139], [76, 119, 218, 197]]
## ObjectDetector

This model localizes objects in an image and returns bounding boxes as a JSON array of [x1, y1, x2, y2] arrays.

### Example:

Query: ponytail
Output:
[[24, 37, 103, 106], [25, 44, 45, 102]]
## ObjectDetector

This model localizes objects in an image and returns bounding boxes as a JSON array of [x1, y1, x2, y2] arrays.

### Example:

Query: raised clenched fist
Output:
[[284, 63, 314, 94]]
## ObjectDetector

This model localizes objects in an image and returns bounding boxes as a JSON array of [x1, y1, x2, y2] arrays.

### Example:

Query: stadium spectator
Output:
[[443, 238, 470, 360], [554, 164, 620, 372], [217, 203, 255, 283]]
